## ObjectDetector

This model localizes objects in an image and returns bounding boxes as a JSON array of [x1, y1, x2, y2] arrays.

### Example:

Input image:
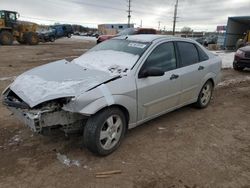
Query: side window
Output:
[[177, 42, 199, 67], [0, 12, 5, 19], [8, 13, 16, 21], [196, 45, 209, 61], [142, 42, 177, 72]]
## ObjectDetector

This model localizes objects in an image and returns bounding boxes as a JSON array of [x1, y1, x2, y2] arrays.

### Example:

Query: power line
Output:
[[20, 16, 100, 26], [18, 0, 223, 31], [158, 21, 161, 31], [72, 0, 173, 19]]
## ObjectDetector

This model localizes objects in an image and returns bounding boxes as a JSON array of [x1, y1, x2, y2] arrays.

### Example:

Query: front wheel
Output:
[[233, 62, 244, 71], [0, 31, 13, 45], [50, 36, 55, 42], [83, 107, 126, 156], [195, 81, 213, 108]]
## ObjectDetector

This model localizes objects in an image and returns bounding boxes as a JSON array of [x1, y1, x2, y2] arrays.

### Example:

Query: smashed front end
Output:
[[2, 89, 86, 134]]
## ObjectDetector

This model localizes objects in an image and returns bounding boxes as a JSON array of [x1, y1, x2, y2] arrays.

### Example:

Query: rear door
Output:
[[176, 41, 209, 104], [136, 42, 182, 121]]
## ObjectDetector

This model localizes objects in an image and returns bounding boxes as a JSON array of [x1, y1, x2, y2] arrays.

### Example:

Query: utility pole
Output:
[[158, 21, 161, 31], [127, 0, 132, 28], [140, 20, 143, 27], [172, 0, 179, 35]]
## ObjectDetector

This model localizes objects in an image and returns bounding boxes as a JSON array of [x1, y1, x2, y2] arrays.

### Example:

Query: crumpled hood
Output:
[[10, 60, 117, 108]]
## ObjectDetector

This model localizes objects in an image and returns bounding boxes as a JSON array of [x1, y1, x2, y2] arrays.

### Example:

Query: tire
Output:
[[67, 33, 71, 38], [0, 31, 14, 45], [195, 81, 213, 108], [233, 62, 244, 71], [25, 32, 39, 45], [49, 36, 55, 42], [83, 107, 127, 156]]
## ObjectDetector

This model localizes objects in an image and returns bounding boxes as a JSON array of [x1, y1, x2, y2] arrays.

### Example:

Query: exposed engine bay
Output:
[[3, 89, 86, 134]]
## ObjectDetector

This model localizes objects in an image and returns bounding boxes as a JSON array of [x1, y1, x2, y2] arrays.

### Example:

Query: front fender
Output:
[[79, 95, 137, 126]]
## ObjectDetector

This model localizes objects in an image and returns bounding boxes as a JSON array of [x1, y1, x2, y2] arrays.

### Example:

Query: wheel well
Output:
[[207, 78, 215, 88], [95, 105, 130, 129]]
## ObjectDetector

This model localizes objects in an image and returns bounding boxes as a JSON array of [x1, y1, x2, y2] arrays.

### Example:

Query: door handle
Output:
[[170, 74, 179, 80], [198, 66, 205, 71]]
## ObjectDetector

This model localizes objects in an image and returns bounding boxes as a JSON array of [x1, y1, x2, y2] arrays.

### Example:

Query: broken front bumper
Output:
[[7, 107, 85, 134], [3, 89, 86, 134], [8, 107, 56, 133]]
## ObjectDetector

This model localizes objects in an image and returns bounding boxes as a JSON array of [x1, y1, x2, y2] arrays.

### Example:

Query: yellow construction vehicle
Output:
[[236, 30, 250, 49], [0, 10, 39, 45]]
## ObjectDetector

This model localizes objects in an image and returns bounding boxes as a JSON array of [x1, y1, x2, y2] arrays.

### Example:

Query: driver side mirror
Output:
[[138, 67, 165, 79]]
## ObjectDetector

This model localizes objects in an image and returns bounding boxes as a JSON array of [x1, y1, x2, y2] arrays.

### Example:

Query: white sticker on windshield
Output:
[[128, 43, 147, 49]]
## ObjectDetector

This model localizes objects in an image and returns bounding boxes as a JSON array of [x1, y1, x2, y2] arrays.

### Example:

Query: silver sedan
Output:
[[2, 35, 222, 155]]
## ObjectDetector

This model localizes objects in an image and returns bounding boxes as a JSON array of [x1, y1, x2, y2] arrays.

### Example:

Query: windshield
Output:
[[91, 39, 149, 56], [73, 39, 150, 75]]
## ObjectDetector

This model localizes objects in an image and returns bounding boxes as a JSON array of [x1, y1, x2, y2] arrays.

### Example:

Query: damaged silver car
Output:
[[2, 35, 222, 155]]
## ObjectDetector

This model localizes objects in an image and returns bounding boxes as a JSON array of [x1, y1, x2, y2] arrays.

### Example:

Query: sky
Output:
[[1, 0, 250, 31]]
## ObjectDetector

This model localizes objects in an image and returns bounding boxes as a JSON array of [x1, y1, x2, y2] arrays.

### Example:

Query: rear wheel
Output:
[[0, 31, 13, 45], [83, 107, 126, 156], [195, 81, 213, 108], [25, 32, 39, 45]]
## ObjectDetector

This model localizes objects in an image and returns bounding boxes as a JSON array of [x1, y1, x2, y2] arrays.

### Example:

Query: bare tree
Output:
[[181, 26, 193, 34]]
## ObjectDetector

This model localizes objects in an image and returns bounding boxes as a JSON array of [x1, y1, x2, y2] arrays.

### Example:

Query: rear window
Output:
[[177, 42, 199, 67], [90, 39, 150, 56], [197, 45, 209, 61]]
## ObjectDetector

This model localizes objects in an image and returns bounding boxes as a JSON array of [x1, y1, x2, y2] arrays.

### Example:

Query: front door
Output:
[[136, 42, 182, 122]]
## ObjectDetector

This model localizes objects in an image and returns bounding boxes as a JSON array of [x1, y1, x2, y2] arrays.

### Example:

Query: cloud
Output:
[[1, 0, 250, 31]]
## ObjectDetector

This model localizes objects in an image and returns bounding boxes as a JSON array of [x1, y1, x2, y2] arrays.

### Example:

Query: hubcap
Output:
[[99, 115, 123, 150], [200, 83, 212, 106]]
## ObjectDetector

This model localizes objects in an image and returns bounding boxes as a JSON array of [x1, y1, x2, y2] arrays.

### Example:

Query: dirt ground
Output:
[[0, 38, 250, 188]]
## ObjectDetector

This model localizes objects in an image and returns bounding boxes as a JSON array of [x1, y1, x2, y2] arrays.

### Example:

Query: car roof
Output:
[[0, 10, 18, 14], [114, 34, 194, 43]]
